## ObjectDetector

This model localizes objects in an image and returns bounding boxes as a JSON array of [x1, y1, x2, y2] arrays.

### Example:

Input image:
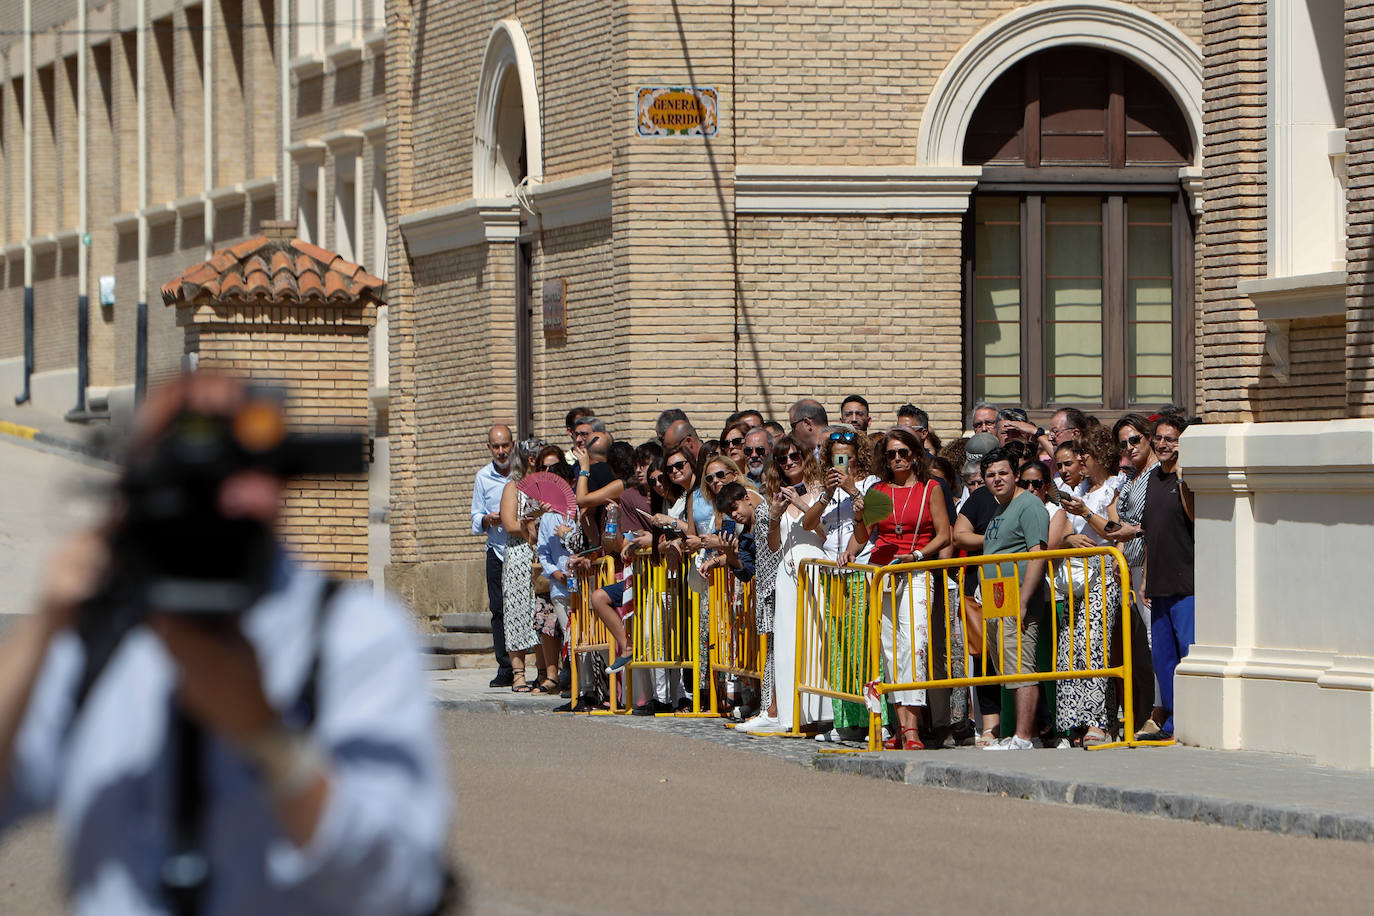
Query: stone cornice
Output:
[[734, 166, 982, 214], [526, 169, 612, 231], [398, 199, 520, 257]]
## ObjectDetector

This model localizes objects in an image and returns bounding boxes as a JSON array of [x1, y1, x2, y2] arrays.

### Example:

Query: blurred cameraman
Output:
[[0, 374, 450, 915]]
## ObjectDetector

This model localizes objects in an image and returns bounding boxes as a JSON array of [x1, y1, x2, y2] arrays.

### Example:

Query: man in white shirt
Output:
[[471, 424, 515, 686]]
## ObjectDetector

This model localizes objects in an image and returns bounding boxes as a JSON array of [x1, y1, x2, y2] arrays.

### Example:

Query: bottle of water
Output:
[[603, 503, 619, 541]]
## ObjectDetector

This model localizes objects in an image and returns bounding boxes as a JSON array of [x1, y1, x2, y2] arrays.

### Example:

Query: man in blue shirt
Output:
[[471, 423, 515, 687]]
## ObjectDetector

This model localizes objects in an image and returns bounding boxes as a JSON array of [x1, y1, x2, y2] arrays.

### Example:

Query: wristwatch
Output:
[[1035, 426, 1047, 440], [241, 725, 328, 801], [578, 469, 590, 478]]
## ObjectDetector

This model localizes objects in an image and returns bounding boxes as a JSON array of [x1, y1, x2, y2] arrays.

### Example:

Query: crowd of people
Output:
[[470, 396, 1195, 750]]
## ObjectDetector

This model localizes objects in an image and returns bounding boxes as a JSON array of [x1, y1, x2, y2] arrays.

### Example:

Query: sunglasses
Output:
[[1118, 433, 1143, 448], [744, 446, 768, 457], [1018, 478, 1046, 490], [790, 418, 808, 430], [667, 459, 690, 474], [885, 448, 912, 460], [705, 469, 733, 483], [781, 451, 803, 465], [828, 430, 857, 443], [650, 475, 666, 488], [723, 436, 745, 449], [1153, 434, 1180, 445]]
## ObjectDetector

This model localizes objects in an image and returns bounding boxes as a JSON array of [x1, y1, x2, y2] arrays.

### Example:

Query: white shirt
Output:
[[818, 474, 880, 562], [2, 559, 450, 915], [470, 462, 511, 559]]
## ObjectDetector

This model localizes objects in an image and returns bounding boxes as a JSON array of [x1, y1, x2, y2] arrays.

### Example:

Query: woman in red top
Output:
[[846, 426, 951, 749]]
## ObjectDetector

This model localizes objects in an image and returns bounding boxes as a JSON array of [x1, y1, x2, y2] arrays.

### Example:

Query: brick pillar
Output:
[[614, 0, 737, 432], [162, 220, 383, 579], [1348, 0, 1374, 417], [1198, 0, 1268, 422]]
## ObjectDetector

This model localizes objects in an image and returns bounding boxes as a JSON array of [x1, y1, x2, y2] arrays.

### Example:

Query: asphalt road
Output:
[[7, 708, 1372, 914]]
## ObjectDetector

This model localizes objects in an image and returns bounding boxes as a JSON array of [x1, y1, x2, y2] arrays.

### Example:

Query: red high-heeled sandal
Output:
[[883, 727, 924, 750]]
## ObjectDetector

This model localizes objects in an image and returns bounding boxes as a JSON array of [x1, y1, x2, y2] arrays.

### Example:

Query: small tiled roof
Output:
[[162, 231, 385, 308]]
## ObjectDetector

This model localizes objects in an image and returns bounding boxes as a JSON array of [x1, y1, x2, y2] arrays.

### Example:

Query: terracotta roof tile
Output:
[[161, 229, 385, 309]]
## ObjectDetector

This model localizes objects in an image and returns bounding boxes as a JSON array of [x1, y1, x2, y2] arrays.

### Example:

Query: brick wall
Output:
[[1348, 0, 1374, 416], [528, 218, 619, 438], [734, 0, 1203, 166], [1197, 0, 1267, 422], [176, 297, 375, 579], [736, 214, 965, 437], [408, 243, 501, 561]]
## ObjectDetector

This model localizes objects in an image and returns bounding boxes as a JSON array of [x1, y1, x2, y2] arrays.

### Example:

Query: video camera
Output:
[[75, 385, 366, 704]]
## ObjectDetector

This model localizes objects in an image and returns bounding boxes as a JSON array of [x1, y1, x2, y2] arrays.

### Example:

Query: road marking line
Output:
[[0, 420, 39, 441]]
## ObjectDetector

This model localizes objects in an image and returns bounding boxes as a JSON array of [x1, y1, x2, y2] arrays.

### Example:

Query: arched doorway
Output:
[[474, 20, 542, 438], [963, 45, 1194, 413]]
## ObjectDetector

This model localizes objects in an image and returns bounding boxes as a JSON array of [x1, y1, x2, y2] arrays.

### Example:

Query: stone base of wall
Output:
[[386, 557, 488, 628], [1174, 419, 1374, 768], [0, 360, 79, 417]]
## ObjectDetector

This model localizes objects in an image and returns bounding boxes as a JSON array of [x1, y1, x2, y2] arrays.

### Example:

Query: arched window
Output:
[[472, 20, 542, 200], [964, 46, 1193, 411]]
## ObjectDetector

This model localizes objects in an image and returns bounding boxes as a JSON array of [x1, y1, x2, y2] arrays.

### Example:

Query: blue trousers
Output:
[[1150, 594, 1195, 734]]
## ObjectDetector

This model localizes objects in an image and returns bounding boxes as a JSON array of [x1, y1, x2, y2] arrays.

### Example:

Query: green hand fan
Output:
[[861, 488, 893, 526]]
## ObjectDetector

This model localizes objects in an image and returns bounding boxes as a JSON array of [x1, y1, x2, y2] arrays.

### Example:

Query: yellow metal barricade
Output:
[[609, 549, 708, 715], [706, 565, 765, 714], [565, 555, 619, 712], [792, 560, 880, 742], [865, 546, 1172, 751]]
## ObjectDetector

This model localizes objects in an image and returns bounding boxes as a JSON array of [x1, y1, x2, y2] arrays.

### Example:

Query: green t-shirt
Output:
[[982, 490, 1051, 601]]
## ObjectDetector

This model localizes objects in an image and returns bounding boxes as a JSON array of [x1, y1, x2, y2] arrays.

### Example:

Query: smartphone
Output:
[[1103, 520, 1122, 533], [832, 453, 850, 470], [1051, 487, 1077, 505], [794, 482, 807, 494]]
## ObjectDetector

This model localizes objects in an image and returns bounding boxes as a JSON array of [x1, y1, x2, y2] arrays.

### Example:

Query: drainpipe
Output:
[[203, 0, 214, 260], [15, 0, 33, 405], [135, 0, 148, 405], [68, 0, 90, 418], [280, 0, 292, 220]]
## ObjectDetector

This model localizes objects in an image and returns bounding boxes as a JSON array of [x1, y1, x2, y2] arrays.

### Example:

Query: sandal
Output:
[[883, 727, 924, 751], [536, 677, 560, 695], [1082, 727, 1110, 747], [510, 674, 534, 693]]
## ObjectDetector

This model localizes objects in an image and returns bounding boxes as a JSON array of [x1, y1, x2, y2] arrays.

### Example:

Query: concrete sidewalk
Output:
[[429, 667, 1374, 843]]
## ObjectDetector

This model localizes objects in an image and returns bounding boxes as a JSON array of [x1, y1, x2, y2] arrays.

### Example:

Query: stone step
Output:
[[421, 653, 455, 670], [428, 632, 494, 653], [441, 613, 491, 633], [450, 652, 495, 670]]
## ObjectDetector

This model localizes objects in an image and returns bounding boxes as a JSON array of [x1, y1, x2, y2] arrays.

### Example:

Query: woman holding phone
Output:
[[808, 425, 879, 740], [737, 436, 825, 734], [1049, 427, 1123, 745]]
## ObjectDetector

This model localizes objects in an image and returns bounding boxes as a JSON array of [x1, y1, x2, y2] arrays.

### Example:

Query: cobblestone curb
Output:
[[812, 755, 1374, 843]]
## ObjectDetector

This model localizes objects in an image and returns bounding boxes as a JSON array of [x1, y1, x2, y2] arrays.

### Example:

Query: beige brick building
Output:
[[0, 0, 388, 434], [386, 0, 1207, 604]]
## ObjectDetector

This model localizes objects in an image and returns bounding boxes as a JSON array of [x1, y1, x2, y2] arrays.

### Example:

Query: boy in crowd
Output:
[[979, 446, 1051, 750]]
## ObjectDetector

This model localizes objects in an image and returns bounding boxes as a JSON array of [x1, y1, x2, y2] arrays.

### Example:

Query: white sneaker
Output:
[[735, 713, 769, 731], [815, 728, 842, 743], [983, 735, 1038, 750], [739, 715, 785, 734]]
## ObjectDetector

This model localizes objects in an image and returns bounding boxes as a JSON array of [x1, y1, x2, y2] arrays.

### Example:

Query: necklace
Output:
[[892, 481, 915, 536]]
